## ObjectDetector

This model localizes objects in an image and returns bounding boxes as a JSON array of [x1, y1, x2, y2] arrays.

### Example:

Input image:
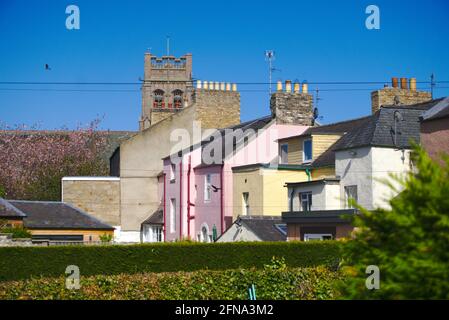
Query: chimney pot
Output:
[[196, 80, 202, 89], [203, 81, 209, 90], [214, 81, 219, 90], [276, 80, 283, 92], [220, 82, 225, 91], [226, 83, 231, 91], [232, 83, 237, 91], [409, 78, 416, 91], [392, 77, 399, 88], [302, 82, 308, 94], [285, 80, 292, 93], [294, 82, 300, 93], [400, 78, 408, 90]]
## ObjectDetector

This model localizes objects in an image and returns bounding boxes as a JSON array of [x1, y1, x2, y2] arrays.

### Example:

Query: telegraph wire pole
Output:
[[265, 50, 275, 95]]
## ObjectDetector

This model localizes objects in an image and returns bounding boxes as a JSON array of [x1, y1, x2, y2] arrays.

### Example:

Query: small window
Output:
[[173, 89, 183, 108], [280, 144, 288, 164], [303, 139, 312, 162], [304, 234, 333, 241], [201, 225, 209, 243], [153, 89, 165, 108], [170, 199, 176, 233], [242, 192, 250, 215], [151, 225, 163, 242], [345, 185, 358, 208], [204, 174, 211, 202], [170, 163, 176, 182], [299, 192, 312, 211], [274, 224, 287, 236]]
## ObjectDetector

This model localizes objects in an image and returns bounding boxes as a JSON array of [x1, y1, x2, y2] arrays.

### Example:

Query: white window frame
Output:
[[170, 163, 176, 182], [304, 233, 333, 241], [242, 192, 250, 215], [170, 198, 176, 233], [204, 174, 211, 202], [200, 223, 210, 243], [299, 192, 312, 211], [280, 143, 288, 164], [303, 139, 312, 163], [344, 185, 358, 208]]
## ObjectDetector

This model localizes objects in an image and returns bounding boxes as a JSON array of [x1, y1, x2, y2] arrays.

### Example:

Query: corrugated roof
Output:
[[8, 200, 114, 230]]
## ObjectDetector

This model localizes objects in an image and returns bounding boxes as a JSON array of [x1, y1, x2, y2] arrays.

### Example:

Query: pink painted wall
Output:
[[163, 122, 308, 241]]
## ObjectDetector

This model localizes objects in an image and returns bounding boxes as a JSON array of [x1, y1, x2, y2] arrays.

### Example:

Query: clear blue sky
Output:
[[1, 0, 448, 131]]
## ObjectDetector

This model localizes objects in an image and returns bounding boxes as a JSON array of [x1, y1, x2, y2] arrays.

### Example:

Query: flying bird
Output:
[[45, 64, 51, 70]]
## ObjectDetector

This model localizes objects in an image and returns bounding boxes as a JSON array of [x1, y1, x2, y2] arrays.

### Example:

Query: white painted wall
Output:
[[335, 146, 374, 209], [289, 181, 341, 211], [336, 146, 411, 210]]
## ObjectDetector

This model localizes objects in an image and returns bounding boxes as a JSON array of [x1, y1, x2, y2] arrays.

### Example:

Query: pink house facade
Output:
[[162, 116, 309, 242]]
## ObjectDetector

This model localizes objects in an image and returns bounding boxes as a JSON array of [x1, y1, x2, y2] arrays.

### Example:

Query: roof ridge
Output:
[[313, 114, 372, 129]]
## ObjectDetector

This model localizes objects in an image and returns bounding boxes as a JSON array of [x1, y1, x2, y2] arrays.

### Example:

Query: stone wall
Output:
[[194, 89, 240, 129], [371, 87, 431, 114], [270, 92, 314, 125], [62, 178, 120, 226]]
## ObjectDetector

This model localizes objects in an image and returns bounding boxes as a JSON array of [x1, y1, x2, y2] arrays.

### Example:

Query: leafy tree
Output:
[[0, 119, 108, 201], [340, 145, 449, 299]]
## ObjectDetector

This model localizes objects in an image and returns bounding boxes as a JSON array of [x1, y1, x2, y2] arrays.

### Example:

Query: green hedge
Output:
[[0, 241, 341, 282], [0, 265, 344, 300]]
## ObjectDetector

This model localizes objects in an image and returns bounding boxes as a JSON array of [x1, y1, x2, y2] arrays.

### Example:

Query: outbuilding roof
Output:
[[8, 200, 114, 230]]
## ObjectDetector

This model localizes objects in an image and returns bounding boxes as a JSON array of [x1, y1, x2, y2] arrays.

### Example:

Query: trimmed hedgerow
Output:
[[0, 241, 341, 282], [0, 262, 343, 300]]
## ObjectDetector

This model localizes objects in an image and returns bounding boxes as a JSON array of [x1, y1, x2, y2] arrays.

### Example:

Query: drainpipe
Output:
[[179, 160, 183, 240], [220, 164, 224, 234], [305, 168, 311, 181], [163, 173, 166, 241], [187, 156, 191, 238]]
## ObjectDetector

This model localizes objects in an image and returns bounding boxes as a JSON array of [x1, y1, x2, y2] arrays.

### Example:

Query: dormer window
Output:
[[153, 89, 165, 108], [173, 89, 183, 108]]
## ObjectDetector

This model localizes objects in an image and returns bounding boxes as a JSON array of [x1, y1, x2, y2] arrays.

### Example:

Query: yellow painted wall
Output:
[[311, 167, 336, 179], [29, 229, 114, 242], [232, 168, 264, 220], [279, 134, 342, 165], [262, 169, 309, 215], [311, 134, 342, 160]]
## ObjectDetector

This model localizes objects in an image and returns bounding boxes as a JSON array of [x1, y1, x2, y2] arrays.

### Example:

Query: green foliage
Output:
[[0, 226, 32, 239], [0, 266, 343, 300], [0, 185, 5, 198], [340, 145, 449, 299], [0, 241, 341, 282], [99, 233, 113, 243]]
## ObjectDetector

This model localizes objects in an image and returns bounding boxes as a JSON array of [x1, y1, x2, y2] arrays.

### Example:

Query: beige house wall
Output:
[[120, 89, 240, 232], [62, 178, 120, 226], [232, 168, 264, 220]]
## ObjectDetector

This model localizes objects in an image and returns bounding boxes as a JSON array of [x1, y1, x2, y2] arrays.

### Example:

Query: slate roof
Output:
[[238, 215, 286, 241], [420, 97, 449, 122], [296, 116, 372, 136], [0, 198, 27, 218], [333, 103, 436, 151], [8, 200, 114, 230], [142, 208, 163, 225], [164, 115, 274, 163], [282, 209, 357, 224]]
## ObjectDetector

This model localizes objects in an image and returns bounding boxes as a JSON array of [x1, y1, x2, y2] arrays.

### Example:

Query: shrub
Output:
[[0, 226, 32, 239], [0, 266, 343, 300], [339, 146, 449, 299], [99, 233, 113, 243], [0, 241, 341, 282]]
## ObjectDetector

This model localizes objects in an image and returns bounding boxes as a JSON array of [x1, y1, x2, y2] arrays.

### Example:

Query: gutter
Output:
[[179, 160, 183, 240], [187, 156, 191, 238], [220, 164, 224, 234], [163, 173, 166, 241]]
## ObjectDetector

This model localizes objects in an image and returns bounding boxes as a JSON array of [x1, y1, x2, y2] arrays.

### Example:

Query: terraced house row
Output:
[[10, 52, 447, 244]]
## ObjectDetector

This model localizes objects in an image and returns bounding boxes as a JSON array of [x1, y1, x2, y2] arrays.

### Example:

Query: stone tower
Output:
[[139, 53, 194, 130]]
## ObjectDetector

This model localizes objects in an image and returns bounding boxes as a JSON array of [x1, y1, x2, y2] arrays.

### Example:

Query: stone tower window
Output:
[[173, 89, 183, 108], [153, 89, 165, 108]]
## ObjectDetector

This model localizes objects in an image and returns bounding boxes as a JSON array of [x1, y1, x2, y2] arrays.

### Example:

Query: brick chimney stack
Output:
[[371, 77, 432, 114], [270, 80, 314, 125]]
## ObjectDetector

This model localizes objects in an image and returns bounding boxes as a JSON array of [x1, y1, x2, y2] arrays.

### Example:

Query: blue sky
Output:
[[1, 0, 448, 131]]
